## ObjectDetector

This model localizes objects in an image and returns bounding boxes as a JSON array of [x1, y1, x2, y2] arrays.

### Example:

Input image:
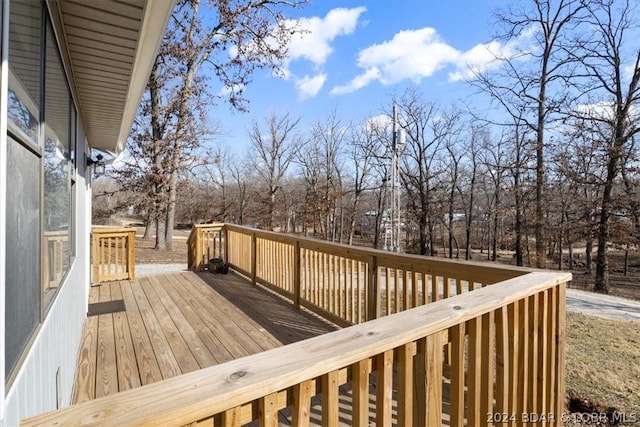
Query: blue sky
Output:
[[212, 1, 518, 152]]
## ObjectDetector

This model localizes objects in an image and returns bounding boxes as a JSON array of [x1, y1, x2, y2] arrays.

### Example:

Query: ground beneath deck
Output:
[[73, 271, 338, 404]]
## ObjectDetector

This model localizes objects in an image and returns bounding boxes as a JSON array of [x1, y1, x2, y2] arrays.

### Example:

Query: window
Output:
[[5, 0, 43, 384], [7, 0, 41, 146], [43, 18, 71, 306], [5, 1, 76, 382], [5, 136, 42, 382]]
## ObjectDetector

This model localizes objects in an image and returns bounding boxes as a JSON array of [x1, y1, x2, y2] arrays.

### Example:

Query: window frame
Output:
[[4, 0, 79, 385]]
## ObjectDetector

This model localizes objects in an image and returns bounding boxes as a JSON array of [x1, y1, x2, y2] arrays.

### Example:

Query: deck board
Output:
[[130, 277, 182, 379], [150, 274, 218, 368], [140, 276, 200, 374], [156, 274, 236, 364], [120, 281, 163, 386], [72, 271, 338, 404]]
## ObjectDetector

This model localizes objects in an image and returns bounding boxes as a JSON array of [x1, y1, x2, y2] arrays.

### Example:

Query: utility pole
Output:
[[390, 104, 397, 252], [389, 104, 404, 252]]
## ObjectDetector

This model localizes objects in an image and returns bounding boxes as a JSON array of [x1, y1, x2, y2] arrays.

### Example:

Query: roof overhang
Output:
[[53, 0, 174, 154]]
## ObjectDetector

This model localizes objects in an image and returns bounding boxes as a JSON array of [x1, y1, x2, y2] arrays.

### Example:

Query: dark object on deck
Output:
[[88, 299, 126, 316], [209, 258, 229, 274]]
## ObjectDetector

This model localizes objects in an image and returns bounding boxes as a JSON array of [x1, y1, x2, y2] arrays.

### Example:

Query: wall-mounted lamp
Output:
[[87, 153, 106, 176]]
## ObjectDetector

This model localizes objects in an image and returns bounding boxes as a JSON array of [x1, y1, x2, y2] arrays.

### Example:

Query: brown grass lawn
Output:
[[566, 312, 640, 417]]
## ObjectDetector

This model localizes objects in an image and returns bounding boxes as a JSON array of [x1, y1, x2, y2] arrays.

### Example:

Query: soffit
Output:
[[57, 0, 173, 153]]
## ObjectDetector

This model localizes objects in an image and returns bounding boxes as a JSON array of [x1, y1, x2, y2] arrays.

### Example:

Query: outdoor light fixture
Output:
[[87, 153, 106, 175]]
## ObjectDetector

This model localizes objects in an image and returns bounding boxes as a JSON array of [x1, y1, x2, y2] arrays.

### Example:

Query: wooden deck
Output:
[[73, 271, 338, 404]]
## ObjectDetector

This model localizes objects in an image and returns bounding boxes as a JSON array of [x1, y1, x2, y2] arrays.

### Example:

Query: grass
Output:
[[566, 312, 640, 414]]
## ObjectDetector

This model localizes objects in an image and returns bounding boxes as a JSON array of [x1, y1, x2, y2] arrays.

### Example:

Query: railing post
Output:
[[293, 241, 301, 308], [367, 255, 379, 321], [195, 227, 203, 272], [127, 229, 136, 281], [223, 225, 229, 263], [251, 231, 257, 285], [91, 231, 98, 283], [555, 283, 567, 419]]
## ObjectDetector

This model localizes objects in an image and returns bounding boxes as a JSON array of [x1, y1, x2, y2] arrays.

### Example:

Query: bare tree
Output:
[[118, 0, 304, 249], [476, 0, 584, 267], [394, 90, 450, 255], [462, 127, 483, 260], [345, 118, 382, 245], [481, 132, 509, 261], [572, 0, 640, 293], [444, 117, 465, 258], [249, 111, 301, 230]]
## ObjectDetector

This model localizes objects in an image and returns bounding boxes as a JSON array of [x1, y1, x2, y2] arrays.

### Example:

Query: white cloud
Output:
[[331, 68, 380, 95], [448, 27, 535, 82], [218, 83, 245, 98], [623, 64, 637, 83], [365, 114, 392, 129], [286, 7, 366, 68], [448, 41, 507, 82], [332, 25, 537, 94], [280, 7, 365, 99], [296, 74, 327, 99]]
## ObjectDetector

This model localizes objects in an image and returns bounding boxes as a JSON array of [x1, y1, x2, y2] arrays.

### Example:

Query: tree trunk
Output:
[[348, 190, 362, 246], [595, 128, 625, 293], [568, 240, 574, 270], [586, 232, 593, 275], [624, 247, 629, 277], [155, 214, 167, 250], [164, 167, 178, 250], [595, 169, 615, 293], [465, 162, 476, 261], [535, 51, 549, 269], [143, 214, 155, 240], [514, 172, 523, 266]]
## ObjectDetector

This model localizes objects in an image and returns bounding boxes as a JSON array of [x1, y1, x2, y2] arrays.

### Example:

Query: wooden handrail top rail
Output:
[[44, 230, 70, 237], [91, 227, 137, 234], [224, 223, 535, 282], [22, 271, 571, 427], [186, 223, 224, 245]]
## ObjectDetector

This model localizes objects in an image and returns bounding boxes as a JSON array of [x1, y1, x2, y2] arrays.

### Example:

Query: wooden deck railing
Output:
[[23, 270, 570, 426], [91, 227, 136, 283], [192, 224, 533, 326], [187, 223, 225, 271], [43, 230, 69, 291]]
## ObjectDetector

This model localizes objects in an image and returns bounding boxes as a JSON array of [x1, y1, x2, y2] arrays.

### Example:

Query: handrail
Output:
[[220, 223, 534, 325], [43, 230, 69, 291], [22, 271, 571, 426], [187, 223, 225, 271], [91, 227, 136, 283]]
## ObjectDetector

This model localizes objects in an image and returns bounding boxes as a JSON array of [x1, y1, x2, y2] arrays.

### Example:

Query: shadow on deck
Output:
[[73, 270, 338, 404]]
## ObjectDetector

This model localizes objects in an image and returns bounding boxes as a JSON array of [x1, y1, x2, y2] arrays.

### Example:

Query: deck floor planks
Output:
[[199, 272, 339, 345], [129, 277, 182, 379], [197, 273, 296, 349], [140, 275, 201, 374], [110, 282, 142, 392], [180, 272, 285, 352], [95, 285, 118, 398], [72, 286, 101, 404], [73, 271, 340, 408], [148, 274, 218, 368], [172, 272, 263, 358], [155, 273, 237, 365], [119, 281, 163, 386]]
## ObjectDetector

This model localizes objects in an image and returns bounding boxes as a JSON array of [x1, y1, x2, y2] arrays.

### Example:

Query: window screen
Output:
[[5, 136, 42, 381]]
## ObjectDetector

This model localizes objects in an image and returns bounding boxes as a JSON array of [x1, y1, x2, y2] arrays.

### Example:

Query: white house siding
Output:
[[0, 2, 91, 423], [0, 0, 10, 419], [1, 0, 172, 424], [1, 115, 90, 427]]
